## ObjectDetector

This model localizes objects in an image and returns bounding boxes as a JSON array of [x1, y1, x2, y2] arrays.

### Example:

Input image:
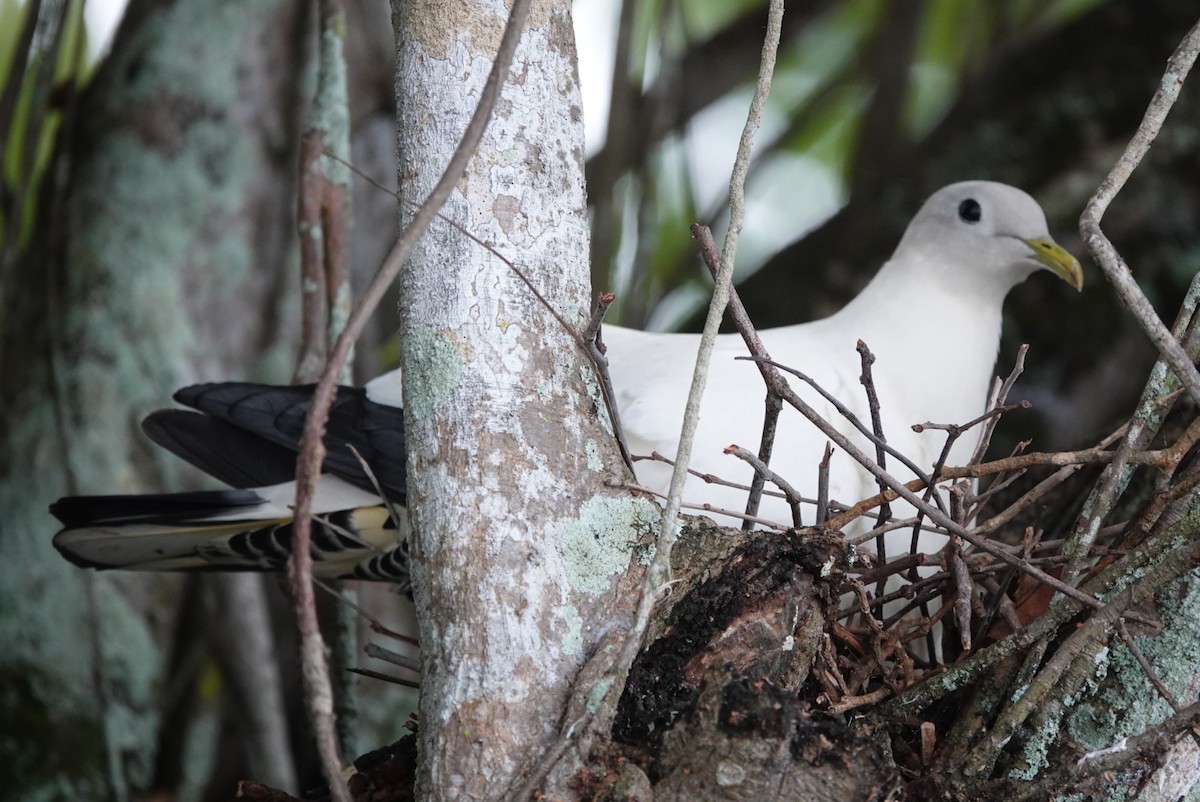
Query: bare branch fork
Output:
[[737, 353, 949, 515], [1080, 17, 1200, 407]]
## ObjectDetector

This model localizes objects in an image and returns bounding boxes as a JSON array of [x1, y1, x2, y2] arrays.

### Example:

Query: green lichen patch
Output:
[[560, 604, 584, 657], [404, 327, 466, 420], [561, 495, 659, 595]]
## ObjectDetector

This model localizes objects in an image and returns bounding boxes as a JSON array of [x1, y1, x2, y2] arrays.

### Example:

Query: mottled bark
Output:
[[0, 0, 306, 797], [391, 0, 646, 797]]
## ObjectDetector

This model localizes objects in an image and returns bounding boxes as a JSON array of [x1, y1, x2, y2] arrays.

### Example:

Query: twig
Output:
[[690, 224, 787, 525], [910, 398, 1030, 553], [857, 341, 892, 593], [913, 401, 1029, 436], [312, 577, 418, 646], [289, 1, 356, 795], [345, 667, 420, 690], [1079, 18, 1200, 406], [969, 345, 1028, 466], [741, 354, 945, 513], [288, 2, 531, 799], [847, 514, 944, 547], [364, 642, 421, 674], [938, 424, 1200, 476], [965, 463, 1028, 518], [828, 687, 891, 714], [745, 393, 785, 528], [586, 293, 634, 469], [636, 451, 795, 503], [817, 442, 833, 524], [977, 575, 1023, 641], [724, 445, 803, 527], [607, 478, 790, 530], [833, 484, 929, 534], [950, 537, 973, 652], [1115, 621, 1181, 713]]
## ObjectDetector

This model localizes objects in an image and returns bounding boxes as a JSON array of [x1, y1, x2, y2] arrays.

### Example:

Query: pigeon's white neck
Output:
[[819, 247, 1015, 431], [838, 245, 1014, 341]]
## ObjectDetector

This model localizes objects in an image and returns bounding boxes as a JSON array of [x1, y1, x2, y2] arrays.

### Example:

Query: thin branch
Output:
[[950, 536, 973, 652], [364, 642, 421, 674], [312, 577, 418, 646], [634, 451, 795, 503], [817, 442, 832, 525], [1115, 621, 1181, 713], [345, 667, 421, 690], [586, 293, 634, 469], [847, 514, 945, 547], [1079, 18, 1200, 405], [690, 223, 787, 524], [739, 354, 947, 515], [969, 345, 1028, 466], [857, 341, 892, 593], [288, 1, 356, 795], [724, 444, 803, 527], [607, 477, 790, 530]]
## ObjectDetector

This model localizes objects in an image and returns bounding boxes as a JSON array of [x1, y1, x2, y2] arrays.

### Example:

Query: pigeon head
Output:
[[895, 181, 1084, 295]]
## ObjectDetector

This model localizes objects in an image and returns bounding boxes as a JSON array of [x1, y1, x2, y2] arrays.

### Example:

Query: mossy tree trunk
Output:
[[0, 0, 307, 797]]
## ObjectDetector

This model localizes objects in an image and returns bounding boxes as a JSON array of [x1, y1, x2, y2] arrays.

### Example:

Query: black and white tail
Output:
[[49, 374, 411, 587]]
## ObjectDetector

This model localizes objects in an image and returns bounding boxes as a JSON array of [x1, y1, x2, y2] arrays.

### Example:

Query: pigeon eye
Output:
[[958, 198, 982, 223]]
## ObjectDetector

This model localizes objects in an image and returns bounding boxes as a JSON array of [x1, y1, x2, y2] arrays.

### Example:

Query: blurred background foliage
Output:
[[8, 0, 1195, 448], [578, 0, 1200, 458], [3, 0, 1200, 798], [0, 0, 88, 284]]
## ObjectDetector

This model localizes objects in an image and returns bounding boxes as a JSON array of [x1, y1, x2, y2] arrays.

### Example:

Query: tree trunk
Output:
[[391, 1, 652, 797], [0, 0, 307, 796]]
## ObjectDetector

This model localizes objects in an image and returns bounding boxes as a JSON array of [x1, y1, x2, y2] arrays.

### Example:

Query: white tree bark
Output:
[[391, 1, 652, 797]]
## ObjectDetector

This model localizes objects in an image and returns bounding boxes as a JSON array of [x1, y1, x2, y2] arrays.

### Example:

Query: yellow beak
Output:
[[1024, 237, 1084, 291]]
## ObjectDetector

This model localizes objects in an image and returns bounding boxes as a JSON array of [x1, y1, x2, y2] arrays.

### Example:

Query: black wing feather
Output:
[[50, 489, 266, 527], [142, 410, 300, 489], [172, 382, 407, 500]]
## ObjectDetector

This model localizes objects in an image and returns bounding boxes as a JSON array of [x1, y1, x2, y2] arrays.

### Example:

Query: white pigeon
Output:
[[51, 181, 1082, 580], [608, 181, 1082, 533]]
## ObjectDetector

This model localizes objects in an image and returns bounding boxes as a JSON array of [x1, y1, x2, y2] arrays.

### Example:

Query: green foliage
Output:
[[0, 0, 90, 252], [590, 0, 1110, 328]]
